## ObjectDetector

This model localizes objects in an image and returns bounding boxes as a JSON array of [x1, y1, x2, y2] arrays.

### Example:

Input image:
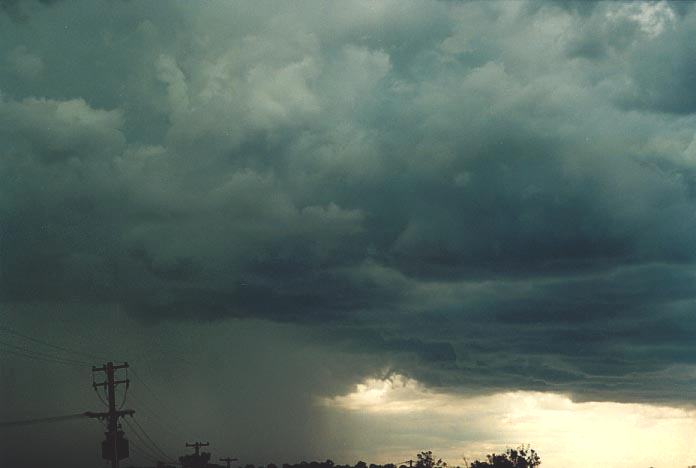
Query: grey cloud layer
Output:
[[3, 0, 696, 403]]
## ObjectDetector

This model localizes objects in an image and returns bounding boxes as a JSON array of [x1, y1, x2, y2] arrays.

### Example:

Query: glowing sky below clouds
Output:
[[325, 375, 696, 468]]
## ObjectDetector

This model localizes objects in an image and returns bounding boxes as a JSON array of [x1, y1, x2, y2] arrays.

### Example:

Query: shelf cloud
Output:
[[4, 0, 696, 436]]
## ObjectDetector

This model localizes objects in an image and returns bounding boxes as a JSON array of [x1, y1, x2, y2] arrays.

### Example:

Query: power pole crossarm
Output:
[[91, 361, 134, 468], [186, 441, 210, 456], [85, 410, 134, 420], [221, 457, 239, 468], [93, 362, 130, 372]]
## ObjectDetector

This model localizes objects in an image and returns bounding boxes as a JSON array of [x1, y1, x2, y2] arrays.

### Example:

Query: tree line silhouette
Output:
[[152, 448, 541, 468], [279, 448, 540, 468]]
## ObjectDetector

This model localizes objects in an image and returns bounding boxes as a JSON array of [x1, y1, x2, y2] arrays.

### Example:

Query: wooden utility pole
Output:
[[220, 457, 239, 468], [89, 362, 134, 468], [186, 441, 210, 456]]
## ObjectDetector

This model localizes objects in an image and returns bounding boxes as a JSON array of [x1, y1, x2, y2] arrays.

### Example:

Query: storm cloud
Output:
[[4, 0, 696, 416]]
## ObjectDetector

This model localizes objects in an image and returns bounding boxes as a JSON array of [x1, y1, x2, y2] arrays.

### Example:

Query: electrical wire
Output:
[[94, 386, 109, 408], [118, 384, 129, 410], [0, 412, 89, 428], [129, 368, 163, 403], [0, 325, 105, 361], [129, 368, 189, 428], [0, 339, 91, 365], [130, 415, 176, 463], [127, 392, 187, 443], [123, 419, 165, 462], [0, 345, 89, 369], [0, 343, 182, 466], [118, 367, 130, 410], [124, 415, 176, 464], [129, 440, 182, 467], [0, 325, 191, 467], [127, 436, 163, 465]]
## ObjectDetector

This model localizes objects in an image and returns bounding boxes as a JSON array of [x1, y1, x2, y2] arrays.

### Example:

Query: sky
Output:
[[3, 0, 696, 467]]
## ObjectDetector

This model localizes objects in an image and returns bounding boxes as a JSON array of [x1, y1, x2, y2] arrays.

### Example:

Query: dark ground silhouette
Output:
[[131, 448, 541, 468]]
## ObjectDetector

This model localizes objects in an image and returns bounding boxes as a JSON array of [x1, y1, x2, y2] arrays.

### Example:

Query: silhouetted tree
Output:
[[415, 451, 447, 468], [469, 446, 540, 468]]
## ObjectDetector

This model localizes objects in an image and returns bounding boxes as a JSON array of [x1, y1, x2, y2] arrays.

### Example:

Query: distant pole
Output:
[[220, 457, 239, 468], [90, 362, 133, 468], [186, 441, 210, 456]]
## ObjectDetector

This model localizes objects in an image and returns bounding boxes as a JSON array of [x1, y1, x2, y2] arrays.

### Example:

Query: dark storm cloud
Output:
[[0, 0, 51, 9], [4, 0, 696, 407], [0, 0, 61, 21]]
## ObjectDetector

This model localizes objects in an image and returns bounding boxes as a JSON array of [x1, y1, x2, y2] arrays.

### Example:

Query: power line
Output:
[[94, 386, 109, 408], [129, 368, 189, 428], [124, 416, 175, 464], [0, 345, 89, 369], [128, 369, 165, 404], [118, 369, 130, 410], [0, 325, 105, 361], [118, 387, 129, 410], [0, 339, 91, 365], [127, 428, 167, 463], [0, 412, 89, 428], [128, 440, 182, 467], [130, 415, 176, 462], [126, 392, 187, 443], [0, 355, 186, 468], [127, 436, 163, 465]]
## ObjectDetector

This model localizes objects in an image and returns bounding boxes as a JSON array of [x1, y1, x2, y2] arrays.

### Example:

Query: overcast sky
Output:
[[3, 1, 696, 467]]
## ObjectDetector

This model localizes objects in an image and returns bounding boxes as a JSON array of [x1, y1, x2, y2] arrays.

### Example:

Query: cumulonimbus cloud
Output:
[[3, 0, 696, 406]]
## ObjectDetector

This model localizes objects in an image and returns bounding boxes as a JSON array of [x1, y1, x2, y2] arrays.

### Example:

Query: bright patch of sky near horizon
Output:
[[324, 375, 696, 468]]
